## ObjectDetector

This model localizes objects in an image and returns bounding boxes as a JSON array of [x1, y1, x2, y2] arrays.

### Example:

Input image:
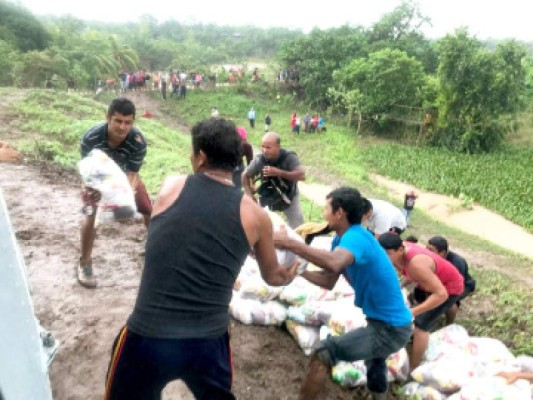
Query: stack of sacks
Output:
[[230, 256, 287, 326], [230, 211, 306, 326], [401, 324, 533, 399]]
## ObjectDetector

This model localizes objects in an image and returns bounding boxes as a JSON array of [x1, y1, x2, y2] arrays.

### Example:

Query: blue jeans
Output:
[[317, 319, 412, 393]]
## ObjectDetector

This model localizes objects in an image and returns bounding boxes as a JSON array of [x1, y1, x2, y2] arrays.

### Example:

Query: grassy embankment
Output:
[[5, 87, 532, 355]]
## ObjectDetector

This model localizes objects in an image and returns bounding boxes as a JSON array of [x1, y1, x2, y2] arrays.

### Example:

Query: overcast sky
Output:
[[12, 0, 533, 41]]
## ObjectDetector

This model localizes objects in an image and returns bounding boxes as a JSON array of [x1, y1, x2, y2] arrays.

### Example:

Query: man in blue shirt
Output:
[[274, 187, 413, 400]]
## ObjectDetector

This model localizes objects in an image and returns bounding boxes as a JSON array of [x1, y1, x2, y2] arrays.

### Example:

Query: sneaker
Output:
[[77, 260, 97, 288]]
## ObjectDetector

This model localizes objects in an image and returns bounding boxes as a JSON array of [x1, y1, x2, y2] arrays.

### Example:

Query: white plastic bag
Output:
[[78, 149, 136, 225], [285, 320, 320, 355], [331, 361, 367, 387], [448, 376, 532, 400], [229, 292, 287, 326], [267, 209, 306, 273]]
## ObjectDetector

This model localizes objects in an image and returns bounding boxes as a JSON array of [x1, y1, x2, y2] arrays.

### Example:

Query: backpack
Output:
[[256, 150, 297, 211]]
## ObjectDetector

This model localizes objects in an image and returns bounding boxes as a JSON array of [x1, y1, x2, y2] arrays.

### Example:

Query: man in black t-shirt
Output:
[[427, 235, 476, 325], [242, 132, 305, 228], [78, 98, 152, 288]]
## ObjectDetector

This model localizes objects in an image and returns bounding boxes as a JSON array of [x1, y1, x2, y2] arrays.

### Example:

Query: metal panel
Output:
[[0, 189, 53, 400]]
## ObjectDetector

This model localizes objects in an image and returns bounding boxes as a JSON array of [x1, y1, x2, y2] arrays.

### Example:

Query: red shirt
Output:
[[403, 243, 464, 295]]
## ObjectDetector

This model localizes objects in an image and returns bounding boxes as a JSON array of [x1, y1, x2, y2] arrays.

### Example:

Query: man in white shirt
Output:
[[362, 198, 407, 236]]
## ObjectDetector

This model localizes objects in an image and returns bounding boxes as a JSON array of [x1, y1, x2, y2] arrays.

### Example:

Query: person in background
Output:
[[317, 115, 326, 133], [105, 118, 298, 400], [362, 198, 407, 236], [242, 132, 305, 228], [378, 233, 464, 371], [303, 113, 311, 133], [78, 98, 152, 288], [427, 235, 476, 325], [232, 127, 253, 188], [264, 113, 272, 132], [247, 107, 256, 129], [402, 190, 418, 226], [290, 113, 297, 132], [274, 187, 413, 400], [292, 114, 300, 135]]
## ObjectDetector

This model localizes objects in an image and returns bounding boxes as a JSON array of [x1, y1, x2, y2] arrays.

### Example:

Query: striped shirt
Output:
[[80, 123, 147, 173]]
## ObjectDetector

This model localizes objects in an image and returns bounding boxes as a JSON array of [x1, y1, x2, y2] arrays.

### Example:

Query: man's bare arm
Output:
[[408, 255, 448, 317], [274, 231, 353, 275], [301, 269, 340, 290], [252, 207, 298, 286], [241, 170, 255, 199], [126, 171, 140, 192]]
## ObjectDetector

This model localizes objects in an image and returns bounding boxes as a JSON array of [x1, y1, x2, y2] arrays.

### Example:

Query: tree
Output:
[[278, 26, 369, 108], [368, 0, 437, 73], [331, 48, 426, 133], [433, 29, 526, 152], [0, 0, 50, 51], [0, 39, 20, 85]]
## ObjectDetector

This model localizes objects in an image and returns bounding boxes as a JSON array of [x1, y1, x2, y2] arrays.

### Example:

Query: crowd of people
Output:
[[77, 97, 489, 400]]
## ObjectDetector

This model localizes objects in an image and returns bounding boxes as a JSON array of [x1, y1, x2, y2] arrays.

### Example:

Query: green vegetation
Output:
[[359, 143, 533, 231], [467, 270, 533, 355]]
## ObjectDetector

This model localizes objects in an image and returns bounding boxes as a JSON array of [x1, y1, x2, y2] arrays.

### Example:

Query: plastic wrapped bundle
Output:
[[285, 320, 320, 355], [239, 275, 283, 302], [229, 292, 287, 326], [78, 149, 136, 225], [331, 361, 367, 388], [400, 382, 447, 400], [411, 357, 475, 394], [424, 324, 470, 362], [280, 276, 338, 305], [327, 299, 367, 336], [386, 347, 410, 382], [447, 376, 532, 400], [286, 301, 336, 326]]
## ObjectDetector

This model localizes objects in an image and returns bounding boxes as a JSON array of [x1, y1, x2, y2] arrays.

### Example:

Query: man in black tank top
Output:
[[105, 118, 299, 400]]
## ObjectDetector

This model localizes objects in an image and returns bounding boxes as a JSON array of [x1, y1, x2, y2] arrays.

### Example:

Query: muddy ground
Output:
[[0, 164, 369, 400]]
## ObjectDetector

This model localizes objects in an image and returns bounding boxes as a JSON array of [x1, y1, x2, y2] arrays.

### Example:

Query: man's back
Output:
[[128, 174, 249, 339], [368, 199, 407, 234], [447, 250, 475, 290]]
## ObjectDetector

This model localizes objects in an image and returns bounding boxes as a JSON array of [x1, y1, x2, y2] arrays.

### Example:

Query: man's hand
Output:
[[273, 225, 290, 249], [284, 257, 301, 285], [81, 187, 102, 207], [262, 165, 281, 177], [496, 371, 518, 384]]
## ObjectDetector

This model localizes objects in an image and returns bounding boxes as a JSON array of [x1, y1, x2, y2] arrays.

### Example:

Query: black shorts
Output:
[[105, 327, 235, 400], [414, 294, 460, 331]]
